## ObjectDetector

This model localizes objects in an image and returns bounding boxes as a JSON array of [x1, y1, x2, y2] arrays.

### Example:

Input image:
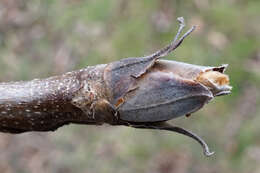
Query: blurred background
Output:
[[0, 0, 259, 173]]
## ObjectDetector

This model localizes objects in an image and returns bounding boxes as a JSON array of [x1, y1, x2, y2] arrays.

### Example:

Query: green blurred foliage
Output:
[[0, 0, 260, 173]]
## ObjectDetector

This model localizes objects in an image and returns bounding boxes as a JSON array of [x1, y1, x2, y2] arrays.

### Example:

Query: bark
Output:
[[0, 64, 108, 133]]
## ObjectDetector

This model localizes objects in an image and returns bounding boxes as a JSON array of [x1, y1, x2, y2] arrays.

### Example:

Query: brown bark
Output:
[[0, 64, 108, 133]]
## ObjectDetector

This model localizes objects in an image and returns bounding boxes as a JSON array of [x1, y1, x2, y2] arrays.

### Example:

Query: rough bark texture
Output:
[[0, 64, 107, 133]]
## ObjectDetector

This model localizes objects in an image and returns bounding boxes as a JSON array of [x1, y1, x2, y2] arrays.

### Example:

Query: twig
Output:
[[0, 17, 232, 157]]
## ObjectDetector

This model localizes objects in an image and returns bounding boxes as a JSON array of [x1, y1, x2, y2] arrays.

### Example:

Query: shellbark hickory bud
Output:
[[107, 61, 230, 122], [0, 17, 232, 157], [104, 17, 232, 156]]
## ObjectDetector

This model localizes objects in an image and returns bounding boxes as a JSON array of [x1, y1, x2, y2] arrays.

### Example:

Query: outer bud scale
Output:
[[104, 59, 231, 123]]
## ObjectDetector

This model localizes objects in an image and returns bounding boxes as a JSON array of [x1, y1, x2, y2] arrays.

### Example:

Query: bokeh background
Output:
[[0, 0, 259, 173]]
